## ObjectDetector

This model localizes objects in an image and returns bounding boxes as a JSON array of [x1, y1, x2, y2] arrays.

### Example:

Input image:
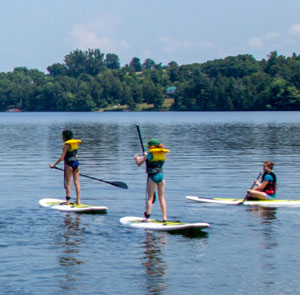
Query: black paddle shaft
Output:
[[136, 124, 156, 204], [136, 124, 145, 153], [136, 124, 148, 173]]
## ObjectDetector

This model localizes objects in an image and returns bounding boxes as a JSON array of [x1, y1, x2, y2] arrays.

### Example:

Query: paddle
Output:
[[52, 166, 128, 189], [237, 172, 262, 205], [136, 124, 156, 203]]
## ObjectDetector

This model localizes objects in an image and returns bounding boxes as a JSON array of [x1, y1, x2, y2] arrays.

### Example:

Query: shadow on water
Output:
[[168, 228, 209, 239]]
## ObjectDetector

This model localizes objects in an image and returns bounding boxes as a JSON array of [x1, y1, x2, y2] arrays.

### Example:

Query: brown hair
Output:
[[264, 161, 275, 170], [148, 143, 165, 149]]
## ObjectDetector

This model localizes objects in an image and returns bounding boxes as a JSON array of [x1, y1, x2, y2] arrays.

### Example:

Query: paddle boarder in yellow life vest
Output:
[[50, 130, 82, 205], [247, 161, 277, 200], [134, 138, 170, 222]]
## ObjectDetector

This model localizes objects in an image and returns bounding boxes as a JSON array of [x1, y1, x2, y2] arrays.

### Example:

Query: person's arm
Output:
[[253, 181, 268, 192], [134, 153, 147, 166], [50, 144, 69, 168], [253, 173, 273, 191]]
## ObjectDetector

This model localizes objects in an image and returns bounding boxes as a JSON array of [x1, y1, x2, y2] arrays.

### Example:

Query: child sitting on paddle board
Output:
[[247, 161, 277, 200], [134, 138, 170, 222], [50, 130, 82, 205]]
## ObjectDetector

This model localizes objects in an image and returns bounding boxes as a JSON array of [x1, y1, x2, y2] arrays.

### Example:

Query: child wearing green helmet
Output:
[[134, 138, 170, 222]]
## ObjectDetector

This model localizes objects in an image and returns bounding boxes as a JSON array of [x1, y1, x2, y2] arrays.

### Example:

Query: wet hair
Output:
[[264, 161, 275, 170], [62, 130, 73, 141]]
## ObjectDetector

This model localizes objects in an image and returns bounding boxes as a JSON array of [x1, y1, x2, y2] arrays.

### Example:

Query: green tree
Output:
[[64, 49, 105, 77], [286, 86, 300, 110], [122, 73, 143, 103], [47, 63, 68, 76], [201, 54, 260, 79], [129, 57, 142, 72], [142, 58, 156, 70], [104, 53, 120, 70], [0, 76, 15, 110], [168, 61, 181, 83], [72, 81, 96, 111], [120, 82, 135, 107], [98, 71, 123, 105], [142, 80, 164, 109]]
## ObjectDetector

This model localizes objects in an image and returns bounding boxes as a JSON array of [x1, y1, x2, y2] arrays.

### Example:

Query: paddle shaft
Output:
[[136, 124, 145, 153], [238, 172, 262, 205], [136, 124, 156, 204], [52, 166, 128, 189], [247, 172, 262, 195]]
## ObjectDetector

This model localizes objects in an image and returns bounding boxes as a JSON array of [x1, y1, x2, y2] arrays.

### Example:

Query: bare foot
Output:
[[60, 201, 71, 205]]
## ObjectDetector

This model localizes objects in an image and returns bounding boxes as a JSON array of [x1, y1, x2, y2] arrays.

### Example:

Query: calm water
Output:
[[0, 111, 300, 295]]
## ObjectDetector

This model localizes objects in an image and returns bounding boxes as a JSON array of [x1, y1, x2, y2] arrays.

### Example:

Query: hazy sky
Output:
[[1, 0, 300, 72]]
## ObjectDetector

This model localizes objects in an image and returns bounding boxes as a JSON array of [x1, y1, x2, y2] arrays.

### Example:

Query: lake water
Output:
[[0, 111, 300, 295]]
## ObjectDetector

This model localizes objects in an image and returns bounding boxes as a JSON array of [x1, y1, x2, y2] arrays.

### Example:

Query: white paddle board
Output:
[[186, 196, 300, 207], [119, 216, 210, 232], [39, 198, 108, 213]]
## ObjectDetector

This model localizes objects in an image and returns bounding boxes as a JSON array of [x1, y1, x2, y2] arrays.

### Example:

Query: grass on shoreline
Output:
[[99, 98, 174, 112]]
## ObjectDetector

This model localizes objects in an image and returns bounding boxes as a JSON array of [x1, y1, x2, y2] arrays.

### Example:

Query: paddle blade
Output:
[[110, 181, 128, 189]]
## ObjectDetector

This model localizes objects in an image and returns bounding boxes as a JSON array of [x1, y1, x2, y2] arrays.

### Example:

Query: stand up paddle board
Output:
[[39, 198, 108, 213], [186, 196, 300, 207], [119, 216, 209, 232]]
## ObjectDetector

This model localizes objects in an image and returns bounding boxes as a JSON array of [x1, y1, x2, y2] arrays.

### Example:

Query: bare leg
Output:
[[65, 166, 73, 205], [248, 189, 268, 200], [145, 179, 156, 219], [157, 180, 167, 221], [73, 167, 81, 205]]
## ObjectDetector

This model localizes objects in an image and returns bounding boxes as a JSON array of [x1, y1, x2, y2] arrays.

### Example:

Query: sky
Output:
[[1, 0, 300, 73]]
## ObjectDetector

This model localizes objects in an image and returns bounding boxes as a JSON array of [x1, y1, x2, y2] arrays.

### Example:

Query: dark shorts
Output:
[[66, 160, 79, 171]]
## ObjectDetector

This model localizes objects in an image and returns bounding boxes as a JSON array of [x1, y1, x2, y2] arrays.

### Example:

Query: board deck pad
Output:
[[39, 198, 108, 213], [186, 196, 300, 207], [119, 216, 210, 232]]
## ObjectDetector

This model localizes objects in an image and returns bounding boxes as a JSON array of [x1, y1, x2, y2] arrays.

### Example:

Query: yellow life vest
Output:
[[148, 148, 170, 162], [65, 139, 82, 151]]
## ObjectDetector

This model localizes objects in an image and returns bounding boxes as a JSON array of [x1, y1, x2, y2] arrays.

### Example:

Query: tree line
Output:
[[0, 49, 299, 111]]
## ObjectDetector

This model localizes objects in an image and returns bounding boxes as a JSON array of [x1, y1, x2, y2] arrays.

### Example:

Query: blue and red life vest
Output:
[[262, 171, 277, 195]]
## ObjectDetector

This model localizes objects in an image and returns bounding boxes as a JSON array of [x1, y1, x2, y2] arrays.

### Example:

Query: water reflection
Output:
[[58, 214, 85, 291], [141, 229, 208, 295], [247, 207, 277, 224], [247, 206, 279, 292], [142, 232, 167, 295], [247, 206, 278, 250]]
